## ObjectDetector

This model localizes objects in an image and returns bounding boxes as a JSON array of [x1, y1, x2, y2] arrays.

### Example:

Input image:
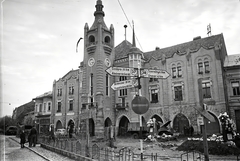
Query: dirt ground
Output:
[[114, 136, 185, 160], [112, 136, 239, 161]]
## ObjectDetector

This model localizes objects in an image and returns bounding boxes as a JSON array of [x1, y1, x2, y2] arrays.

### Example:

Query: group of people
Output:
[[19, 125, 38, 148]]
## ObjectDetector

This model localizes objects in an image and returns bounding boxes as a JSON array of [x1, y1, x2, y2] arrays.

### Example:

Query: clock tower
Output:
[[81, 0, 115, 139]]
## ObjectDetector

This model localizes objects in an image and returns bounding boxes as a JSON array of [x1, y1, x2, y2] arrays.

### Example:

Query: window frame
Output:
[[231, 81, 240, 96]]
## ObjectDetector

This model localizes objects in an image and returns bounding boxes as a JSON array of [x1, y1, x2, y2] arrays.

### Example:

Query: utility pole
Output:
[[198, 78, 209, 161]]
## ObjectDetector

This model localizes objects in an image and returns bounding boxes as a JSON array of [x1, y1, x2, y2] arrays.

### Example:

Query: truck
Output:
[[127, 122, 148, 139]]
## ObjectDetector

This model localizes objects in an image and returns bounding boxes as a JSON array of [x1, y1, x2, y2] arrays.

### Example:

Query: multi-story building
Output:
[[51, 69, 80, 131], [50, 0, 236, 137], [33, 91, 52, 134], [224, 54, 240, 133]]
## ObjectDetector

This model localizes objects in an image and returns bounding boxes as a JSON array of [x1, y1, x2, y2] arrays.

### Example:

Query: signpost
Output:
[[111, 79, 136, 90], [106, 67, 138, 77], [107, 66, 170, 161], [140, 69, 170, 79]]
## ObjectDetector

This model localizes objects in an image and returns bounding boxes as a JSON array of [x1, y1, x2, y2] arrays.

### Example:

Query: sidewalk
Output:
[[10, 136, 75, 161]]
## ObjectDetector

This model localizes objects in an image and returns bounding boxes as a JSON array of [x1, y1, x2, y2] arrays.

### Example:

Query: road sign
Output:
[[106, 67, 138, 77], [197, 116, 204, 125], [111, 80, 135, 90], [132, 96, 149, 114], [140, 69, 170, 79], [194, 106, 215, 122]]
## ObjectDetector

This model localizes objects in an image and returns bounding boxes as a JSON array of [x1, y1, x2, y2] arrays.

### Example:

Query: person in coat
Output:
[[20, 130, 26, 148], [28, 125, 38, 147]]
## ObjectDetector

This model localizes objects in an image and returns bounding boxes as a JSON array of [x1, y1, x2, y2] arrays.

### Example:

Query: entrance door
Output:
[[118, 116, 129, 136], [173, 113, 189, 134]]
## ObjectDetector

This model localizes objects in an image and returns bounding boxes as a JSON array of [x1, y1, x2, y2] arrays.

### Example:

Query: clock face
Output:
[[105, 58, 111, 67], [88, 58, 95, 67]]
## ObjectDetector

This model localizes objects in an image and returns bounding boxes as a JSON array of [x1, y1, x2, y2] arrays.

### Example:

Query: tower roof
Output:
[[90, 0, 108, 31], [94, 0, 105, 17]]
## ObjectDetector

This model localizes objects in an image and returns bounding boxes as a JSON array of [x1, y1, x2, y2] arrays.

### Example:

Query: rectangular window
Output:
[[35, 105, 38, 112], [60, 89, 62, 96], [39, 104, 42, 112], [198, 62, 203, 74], [69, 100, 73, 111], [69, 86, 74, 95], [232, 81, 240, 96], [43, 103, 46, 112], [172, 67, 177, 78], [174, 86, 183, 101], [90, 74, 93, 96], [106, 74, 109, 96], [57, 102, 61, 112], [48, 102, 51, 111], [177, 66, 182, 77], [151, 89, 158, 103], [202, 82, 211, 98], [119, 76, 127, 96], [204, 61, 210, 73]]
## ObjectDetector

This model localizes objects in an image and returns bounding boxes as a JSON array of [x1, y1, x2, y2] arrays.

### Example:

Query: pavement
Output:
[[9, 136, 75, 161]]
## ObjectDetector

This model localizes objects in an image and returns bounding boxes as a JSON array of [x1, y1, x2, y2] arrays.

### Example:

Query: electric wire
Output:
[[117, 0, 143, 51]]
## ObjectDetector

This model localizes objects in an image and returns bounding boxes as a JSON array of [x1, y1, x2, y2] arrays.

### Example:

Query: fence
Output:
[[40, 135, 182, 161]]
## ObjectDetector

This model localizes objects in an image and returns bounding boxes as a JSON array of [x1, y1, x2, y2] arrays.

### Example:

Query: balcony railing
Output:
[[81, 102, 98, 112], [115, 103, 129, 111]]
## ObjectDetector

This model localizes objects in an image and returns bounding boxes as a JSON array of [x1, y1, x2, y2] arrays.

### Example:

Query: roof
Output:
[[224, 54, 240, 67], [114, 40, 133, 60], [33, 91, 52, 100], [144, 34, 224, 61]]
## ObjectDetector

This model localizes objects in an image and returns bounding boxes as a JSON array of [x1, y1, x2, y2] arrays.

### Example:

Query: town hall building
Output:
[[49, 0, 239, 138]]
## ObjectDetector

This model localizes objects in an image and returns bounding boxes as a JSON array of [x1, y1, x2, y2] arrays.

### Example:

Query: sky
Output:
[[1, 0, 240, 117]]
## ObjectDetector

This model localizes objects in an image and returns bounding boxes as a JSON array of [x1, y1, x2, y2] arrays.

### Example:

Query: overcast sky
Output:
[[1, 0, 240, 116]]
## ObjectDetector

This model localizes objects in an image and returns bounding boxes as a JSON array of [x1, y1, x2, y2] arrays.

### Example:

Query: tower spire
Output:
[[132, 21, 136, 47], [94, 0, 105, 17]]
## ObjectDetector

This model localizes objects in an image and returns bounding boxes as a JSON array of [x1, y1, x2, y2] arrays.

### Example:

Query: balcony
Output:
[[81, 102, 98, 112], [115, 103, 129, 111]]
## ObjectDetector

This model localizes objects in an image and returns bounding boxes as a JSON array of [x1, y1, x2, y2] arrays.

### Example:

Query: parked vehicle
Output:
[[5, 126, 17, 135], [127, 122, 148, 139], [55, 129, 67, 136]]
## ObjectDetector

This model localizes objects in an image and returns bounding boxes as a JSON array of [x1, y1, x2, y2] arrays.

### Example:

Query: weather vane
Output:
[[207, 23, 211, 36]]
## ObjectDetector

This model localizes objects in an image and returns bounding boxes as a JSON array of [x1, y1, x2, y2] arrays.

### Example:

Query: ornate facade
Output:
[[49, 0, 239, 137]]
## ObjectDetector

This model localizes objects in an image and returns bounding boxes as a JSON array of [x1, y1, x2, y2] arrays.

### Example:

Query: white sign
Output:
[[111, 80, 135, 90], [140, 69, 170, 79], [197, 116, 204, 125], [106, 67, 138, 77]]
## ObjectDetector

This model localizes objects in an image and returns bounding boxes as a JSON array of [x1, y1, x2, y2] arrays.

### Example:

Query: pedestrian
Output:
[[20, 130, 26, 148], [28, 125, 38, 147]]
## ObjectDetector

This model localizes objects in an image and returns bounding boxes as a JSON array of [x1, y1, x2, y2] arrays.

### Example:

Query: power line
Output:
[[117, 0, 143, 51]]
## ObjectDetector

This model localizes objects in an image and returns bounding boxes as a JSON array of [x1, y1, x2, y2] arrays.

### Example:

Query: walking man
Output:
[[29, 125, 38, 147]]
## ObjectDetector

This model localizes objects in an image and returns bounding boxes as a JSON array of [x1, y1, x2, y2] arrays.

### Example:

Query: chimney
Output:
[[155, 47, 160, 50], [193, 36, 201, 41]]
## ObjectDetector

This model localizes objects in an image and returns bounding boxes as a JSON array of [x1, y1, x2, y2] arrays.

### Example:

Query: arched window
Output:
[[198, 59, 203, 74], [204, 58, 210, 73], [104, 36, 110, 44], [197, 58, 210, 74], [177, 63, 182, 77], [172, 64, 177, 78], [89, 35, 95, 43]]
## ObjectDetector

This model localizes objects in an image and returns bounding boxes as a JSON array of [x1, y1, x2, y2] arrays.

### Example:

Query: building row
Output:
[[13, 0, 240, 138]]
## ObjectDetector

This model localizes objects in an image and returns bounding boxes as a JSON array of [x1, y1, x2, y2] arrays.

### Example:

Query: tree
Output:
[[0, 115, 17, 130]]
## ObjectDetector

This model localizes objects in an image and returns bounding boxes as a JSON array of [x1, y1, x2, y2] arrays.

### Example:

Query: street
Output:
[[0, 135, 75, 161], [0, 135, 46, 161]]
